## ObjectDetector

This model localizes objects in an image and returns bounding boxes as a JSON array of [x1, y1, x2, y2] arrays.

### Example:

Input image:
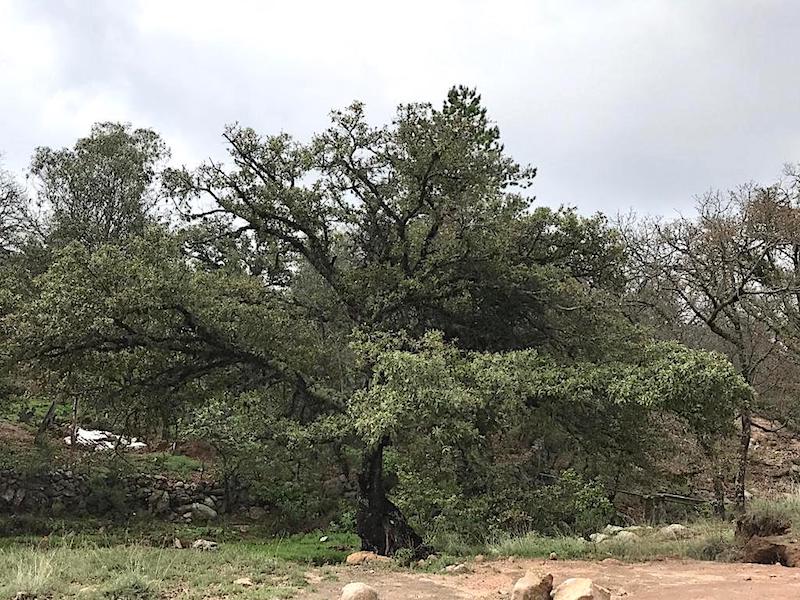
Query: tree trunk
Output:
[[734, 405, 752, 513], [36, 400, 58, 445], [700, 438, 726, 520], [356, 440, 428, 558], [70, 395, 80, 448]]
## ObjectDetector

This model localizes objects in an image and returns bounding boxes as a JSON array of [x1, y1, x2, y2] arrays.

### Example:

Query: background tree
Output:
[[30, 122, 168, 250], [623, 182, 800, 511]]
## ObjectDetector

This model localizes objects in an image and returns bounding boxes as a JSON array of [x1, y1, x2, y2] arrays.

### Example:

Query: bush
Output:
[[528, 470, 614, 537]]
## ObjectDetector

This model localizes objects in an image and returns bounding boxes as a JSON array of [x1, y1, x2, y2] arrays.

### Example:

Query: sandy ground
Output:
[[301, 558, 800, 599]]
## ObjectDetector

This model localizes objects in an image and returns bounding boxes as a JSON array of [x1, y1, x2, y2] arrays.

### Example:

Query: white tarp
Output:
[[64, 428, 147, 451]]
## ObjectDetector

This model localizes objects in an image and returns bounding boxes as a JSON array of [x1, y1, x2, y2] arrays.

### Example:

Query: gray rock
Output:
[[190, 502, 218, 521], [148, 490, 170, 515], [615, 530, 638, 542], [658, 523, 692, 539]]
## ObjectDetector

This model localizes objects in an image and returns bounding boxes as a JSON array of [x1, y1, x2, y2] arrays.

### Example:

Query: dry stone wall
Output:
[[0, 468, 262, 522]]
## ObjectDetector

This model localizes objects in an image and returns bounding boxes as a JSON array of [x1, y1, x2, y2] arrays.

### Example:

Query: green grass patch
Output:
[[129, 452, 205, 478], [248, 532, 359, 565]]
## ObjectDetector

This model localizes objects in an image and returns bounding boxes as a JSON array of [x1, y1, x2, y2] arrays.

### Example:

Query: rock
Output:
[[741, 535, 800, 567], [234, 577, 254, 587], [192, 539, 218, 551], [444, 563, 469, 574], [602, 525, 623, 535], [320, 535, 329, 542], [510, 572, 553, 600], [173, 538, 183, 549], [474, 554, 485, 563], [548, 552, 558, 560], [340, 582, 379, 600], [190, 502, 218, 521], [658, 524, 692, 540], [248, 506, 267, 520], [589, 533, 608, 543], [614, 531, 638, 542], [51, 499, 64, 516], [552, 578, 611, 600], [148, 490, 170, 515], [202, 496, 215, 508], [345, 551, 392, 565]]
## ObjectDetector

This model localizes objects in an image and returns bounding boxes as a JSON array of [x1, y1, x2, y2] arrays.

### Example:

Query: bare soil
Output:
[[302, 558, 800, 599]]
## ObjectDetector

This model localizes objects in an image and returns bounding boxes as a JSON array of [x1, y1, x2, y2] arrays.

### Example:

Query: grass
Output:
[[129, 452, 205, 478], [748, 492, 800, 527], [0, 531, 359, 600], [0, 513, 748, 598], [487, 520, 736, 562]]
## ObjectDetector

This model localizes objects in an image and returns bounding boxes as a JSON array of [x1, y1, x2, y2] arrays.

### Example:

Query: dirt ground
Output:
[[301, 558, 800, 599]]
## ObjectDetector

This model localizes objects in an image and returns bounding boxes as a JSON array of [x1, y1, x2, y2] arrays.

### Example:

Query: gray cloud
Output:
[[1, 0, 799, 216]]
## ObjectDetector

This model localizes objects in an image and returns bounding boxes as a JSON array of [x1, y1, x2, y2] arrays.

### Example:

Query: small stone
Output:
[[173, 538, 183, 549], [444, 563, 469, 574], [234, 577, 254, 587], [474, 554, 486, 563], [340, 582, 379, 600], [192, 539, 218, 551], [548, 552, 558, 560], [320, 535, 329, 542]]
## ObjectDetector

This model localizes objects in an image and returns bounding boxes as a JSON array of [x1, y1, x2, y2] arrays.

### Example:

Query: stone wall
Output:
[[0, 468, 262, 522]]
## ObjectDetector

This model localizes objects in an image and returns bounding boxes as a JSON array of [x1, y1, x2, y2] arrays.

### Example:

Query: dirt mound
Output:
[[741, 535, 800, 567], [0, 421, 34, 445]]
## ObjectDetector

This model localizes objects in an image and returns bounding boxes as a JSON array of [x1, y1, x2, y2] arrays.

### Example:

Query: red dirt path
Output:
[[301, 558, 800, 599]]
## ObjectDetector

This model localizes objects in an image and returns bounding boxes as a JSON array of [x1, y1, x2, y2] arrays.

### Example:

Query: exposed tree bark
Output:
[[356, 440, 428, 557], [70, 395, 79, 448], [735, 405, 752, 513], [36, 399, 58, 444], [700, 438, 726, 519]]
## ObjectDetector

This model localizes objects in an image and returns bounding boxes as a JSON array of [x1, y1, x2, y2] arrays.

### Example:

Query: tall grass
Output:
[[0, 541, 315, 599], [1, 551, 57, 598], [487, 520, 735, 562]]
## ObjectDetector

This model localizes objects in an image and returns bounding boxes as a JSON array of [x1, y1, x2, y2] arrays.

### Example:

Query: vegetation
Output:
[[3, 86, 800, 568]]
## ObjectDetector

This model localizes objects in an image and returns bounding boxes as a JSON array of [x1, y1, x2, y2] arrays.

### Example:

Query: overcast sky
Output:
[[1, 0, 799, 215]]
